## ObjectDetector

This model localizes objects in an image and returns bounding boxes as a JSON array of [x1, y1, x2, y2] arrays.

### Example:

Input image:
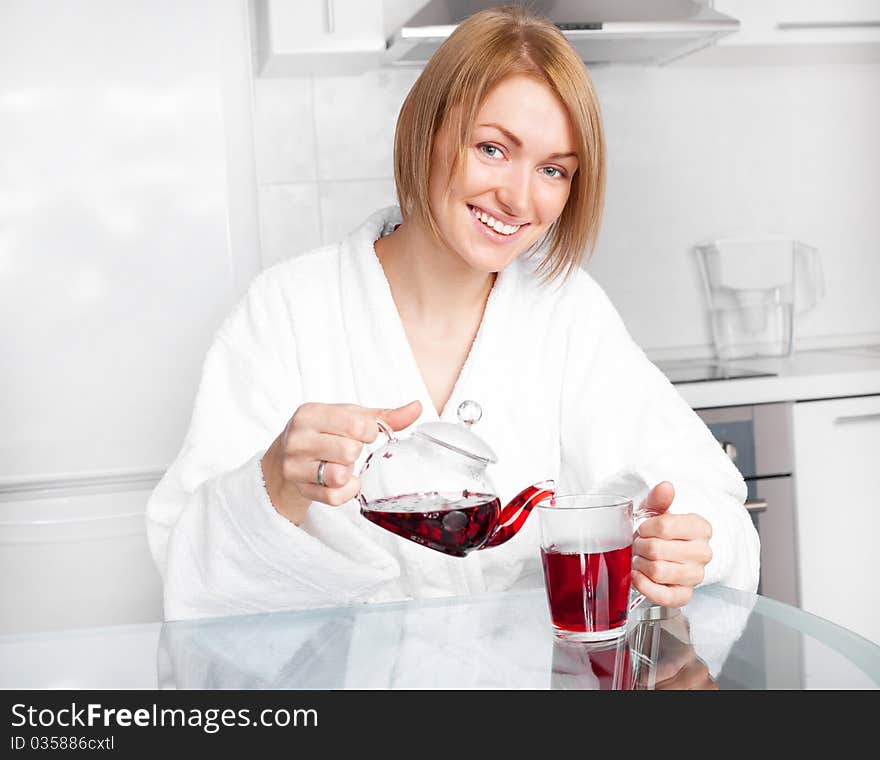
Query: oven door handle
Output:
[[834, 412, 880, 425], [745, 498, 768, 514]]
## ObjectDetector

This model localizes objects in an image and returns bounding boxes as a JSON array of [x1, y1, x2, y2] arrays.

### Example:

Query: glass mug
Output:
[[536, 493, 657, 642]]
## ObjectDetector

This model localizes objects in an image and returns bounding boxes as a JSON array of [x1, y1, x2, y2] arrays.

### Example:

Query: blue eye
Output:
[[479, 143, 502, 159], [541, 166, 566, 179]]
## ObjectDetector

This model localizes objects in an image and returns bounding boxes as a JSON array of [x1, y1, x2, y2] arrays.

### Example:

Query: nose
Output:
[[495, 164, 531, 220]]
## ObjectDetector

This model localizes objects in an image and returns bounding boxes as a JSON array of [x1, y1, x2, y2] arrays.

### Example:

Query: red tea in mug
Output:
[[540, 544, 632, 636], [537, 493, 647, 641]]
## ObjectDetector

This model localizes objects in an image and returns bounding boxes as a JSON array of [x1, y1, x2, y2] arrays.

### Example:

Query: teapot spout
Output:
[[481, 480, 555, 550]]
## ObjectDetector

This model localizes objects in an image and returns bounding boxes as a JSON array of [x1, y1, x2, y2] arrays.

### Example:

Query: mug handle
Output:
[[629, 505, 663, 612]]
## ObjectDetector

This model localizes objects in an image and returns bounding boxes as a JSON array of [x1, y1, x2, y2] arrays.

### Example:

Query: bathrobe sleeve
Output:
[[146, 269, 400, 621], [558, 274, 760, 593]]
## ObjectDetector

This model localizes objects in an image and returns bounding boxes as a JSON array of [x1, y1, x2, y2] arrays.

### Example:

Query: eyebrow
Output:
[[477, 122, 579, 161]]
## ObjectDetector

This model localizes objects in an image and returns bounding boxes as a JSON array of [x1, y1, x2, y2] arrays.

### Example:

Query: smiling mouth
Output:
[[468, 204, 529, 237]]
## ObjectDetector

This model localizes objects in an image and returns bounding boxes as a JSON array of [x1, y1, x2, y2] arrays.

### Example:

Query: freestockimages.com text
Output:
[[10, 702, 318, 734]]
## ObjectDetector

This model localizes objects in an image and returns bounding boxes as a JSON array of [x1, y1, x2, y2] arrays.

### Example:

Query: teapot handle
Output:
[[376, 418, 396, 443]]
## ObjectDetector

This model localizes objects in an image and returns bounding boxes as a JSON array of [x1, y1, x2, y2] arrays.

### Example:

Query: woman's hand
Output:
[[261, 399, 422, 525], [631, 481, 713, 608]]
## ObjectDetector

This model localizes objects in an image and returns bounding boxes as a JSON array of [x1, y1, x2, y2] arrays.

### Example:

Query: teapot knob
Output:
[[457, 400, 482, 427]]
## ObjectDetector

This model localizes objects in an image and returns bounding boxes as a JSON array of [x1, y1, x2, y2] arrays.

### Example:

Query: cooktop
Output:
[[654, 362, 777, 385]]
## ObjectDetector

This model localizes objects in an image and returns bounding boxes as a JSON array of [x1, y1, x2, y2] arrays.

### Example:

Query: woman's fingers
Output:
[[633, 535, 713, 566], [292, 403, 382, 443], [296, 476, 361, 508], [631, 529, 710, 609], [637, 513, 712, 541], [318, 462, 354, 490], [292, 400, 422, 442], [281, 399, 421, 509], [640, 480, 674, 514], [285, 426, 363, 460], [633, 556, 705, 587], [631, 568, 694, 608], [313, 432, 364, 466], [377, 400, 422, 431], [281, 458, 353, 489]]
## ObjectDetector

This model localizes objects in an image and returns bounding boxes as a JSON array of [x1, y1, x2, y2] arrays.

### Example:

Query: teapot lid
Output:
[[416, 400, 498, 464]]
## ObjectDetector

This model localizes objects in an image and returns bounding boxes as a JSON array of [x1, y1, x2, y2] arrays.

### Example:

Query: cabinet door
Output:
[[693, 1, 880, 64], [717, 0, 880, 43], [792, 395, 880, 645], [256, 0, 385, 76]]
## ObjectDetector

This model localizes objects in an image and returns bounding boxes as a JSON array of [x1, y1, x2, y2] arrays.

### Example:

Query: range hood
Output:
[[386, 0, 740, 67]]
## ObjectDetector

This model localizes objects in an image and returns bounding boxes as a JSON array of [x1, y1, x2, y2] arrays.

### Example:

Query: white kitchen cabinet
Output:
[[0, 490, 163, 635], [253, 0, 386, 76], [792, 394, 880, 646], [684, 0, 880, 63]]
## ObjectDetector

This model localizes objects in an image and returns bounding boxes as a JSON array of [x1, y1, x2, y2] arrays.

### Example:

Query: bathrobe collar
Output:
[[338, 206, 521, 423]]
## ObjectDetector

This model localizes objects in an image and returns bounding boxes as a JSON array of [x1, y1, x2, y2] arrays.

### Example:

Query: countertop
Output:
[[656, 346, 880, 409]]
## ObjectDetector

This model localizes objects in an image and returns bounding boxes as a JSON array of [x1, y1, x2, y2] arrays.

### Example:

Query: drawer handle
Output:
[[777, 21, 880, 30], [745, 499, 767, 514], [326, 0, 335, 34], [833, 412, 880, 425]]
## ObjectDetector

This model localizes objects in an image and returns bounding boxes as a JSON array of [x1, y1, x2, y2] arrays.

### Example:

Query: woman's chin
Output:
[[459, 250, 516, 274], [455, 236, 526, 273]]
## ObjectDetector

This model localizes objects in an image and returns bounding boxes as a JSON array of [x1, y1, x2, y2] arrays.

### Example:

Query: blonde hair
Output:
[[393, 5, 606, 282]]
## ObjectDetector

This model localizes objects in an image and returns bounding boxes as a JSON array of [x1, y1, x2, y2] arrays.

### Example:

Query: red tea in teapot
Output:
[[360, 492, 500, 557], [360, 483, 554, 557]]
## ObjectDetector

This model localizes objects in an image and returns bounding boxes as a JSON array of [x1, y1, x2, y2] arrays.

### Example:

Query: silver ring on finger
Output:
[[316, 460, 327, 488]]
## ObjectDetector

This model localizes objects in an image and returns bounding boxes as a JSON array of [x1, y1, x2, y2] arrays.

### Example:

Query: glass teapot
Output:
[[358, 400, 554, 557]]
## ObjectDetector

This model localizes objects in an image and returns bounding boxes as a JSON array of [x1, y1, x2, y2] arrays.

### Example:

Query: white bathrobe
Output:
[[146, 206, 760, 622]]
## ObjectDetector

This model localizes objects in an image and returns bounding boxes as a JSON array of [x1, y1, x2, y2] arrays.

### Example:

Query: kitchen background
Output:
[[2, 1, 878, 650]]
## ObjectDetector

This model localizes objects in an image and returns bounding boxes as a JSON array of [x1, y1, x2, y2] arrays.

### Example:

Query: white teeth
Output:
[[470, 205, 521, 235]]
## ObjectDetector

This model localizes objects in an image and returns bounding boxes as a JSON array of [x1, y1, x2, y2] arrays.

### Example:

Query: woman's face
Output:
[[427, 74, 579, 273]]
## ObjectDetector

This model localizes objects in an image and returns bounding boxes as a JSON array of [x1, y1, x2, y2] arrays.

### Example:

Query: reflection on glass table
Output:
[[551, 606, 719, 691], [157, 585, 880, 690]]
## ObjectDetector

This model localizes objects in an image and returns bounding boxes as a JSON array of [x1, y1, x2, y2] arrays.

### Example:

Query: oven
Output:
[[694, 402, 800, 608]]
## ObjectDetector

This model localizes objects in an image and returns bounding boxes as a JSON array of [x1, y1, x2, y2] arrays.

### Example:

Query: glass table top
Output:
[[2, 585, 878, 689]]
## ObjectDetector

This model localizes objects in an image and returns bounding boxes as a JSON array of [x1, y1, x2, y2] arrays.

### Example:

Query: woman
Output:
[[147, 6, 759, 621]]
